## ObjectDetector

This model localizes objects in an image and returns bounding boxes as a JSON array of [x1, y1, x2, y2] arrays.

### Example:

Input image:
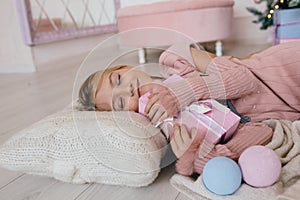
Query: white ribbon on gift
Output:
[[188, 102, 227, 139], [188, 102, 212, 114], [154, 117, 174, 128], [154, 102, 212, 128]]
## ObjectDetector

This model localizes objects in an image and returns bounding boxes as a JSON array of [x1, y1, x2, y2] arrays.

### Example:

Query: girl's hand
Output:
[[144, 83, 180, 124], [170, 124, 204, 158], [145, 93, 169, 125]]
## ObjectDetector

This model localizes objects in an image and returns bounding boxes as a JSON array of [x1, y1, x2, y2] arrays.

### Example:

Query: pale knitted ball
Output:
[[238, 145, 281, 187]]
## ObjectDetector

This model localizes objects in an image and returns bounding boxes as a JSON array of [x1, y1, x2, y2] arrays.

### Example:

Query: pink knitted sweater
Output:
[[159, 42, 300, 175], [160, 42, 300, 123]]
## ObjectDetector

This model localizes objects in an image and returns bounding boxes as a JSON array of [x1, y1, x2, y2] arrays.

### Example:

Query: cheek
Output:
[[128, 97, 138, 112]]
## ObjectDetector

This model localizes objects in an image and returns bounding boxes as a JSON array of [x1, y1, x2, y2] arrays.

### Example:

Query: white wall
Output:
[[233, 0, 266, 17], [231, 0, 273, 44], [0, 0, 35, 73]]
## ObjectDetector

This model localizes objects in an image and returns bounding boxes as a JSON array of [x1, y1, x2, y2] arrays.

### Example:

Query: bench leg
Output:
[[138, 48, 146, 64], [215, 40, 223, 57]]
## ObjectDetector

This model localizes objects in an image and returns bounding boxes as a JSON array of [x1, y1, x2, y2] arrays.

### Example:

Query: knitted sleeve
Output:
[[191, 122, 273, 175], [161, 56, 261, 110]]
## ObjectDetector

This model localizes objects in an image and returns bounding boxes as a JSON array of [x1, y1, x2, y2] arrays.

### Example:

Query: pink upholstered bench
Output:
[[117, 0, 234, 63]]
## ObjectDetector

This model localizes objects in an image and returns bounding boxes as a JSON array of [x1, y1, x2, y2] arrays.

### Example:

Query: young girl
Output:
[[77, 42, 300, 175]]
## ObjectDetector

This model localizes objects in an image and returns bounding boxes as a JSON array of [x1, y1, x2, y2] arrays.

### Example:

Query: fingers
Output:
[[179, 125, 193, 154], [145, 93, 170, 124], [158, 112, 169, 123], [172, 124, 191, 146], [170, 124, 194, 158], [147, 104, 162, 123], [170, 124, 181, 157], [191, 128, 197, 138], [170, 124, 179, 148], [180, 125, 192, 143], [190, 127, 205, 147], [144, 93, 158, 114], [144, 83, 178, 117], [149, 107, 169, 124]]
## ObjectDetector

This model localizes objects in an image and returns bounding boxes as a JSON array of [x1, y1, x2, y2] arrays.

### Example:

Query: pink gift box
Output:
[[139, 92, 151, 117], [138, 74, 240, 144], [176, 99, 240, 144]]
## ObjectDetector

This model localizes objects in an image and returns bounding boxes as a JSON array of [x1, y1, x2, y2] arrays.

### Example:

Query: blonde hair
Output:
[[77, 65, 126, 111]]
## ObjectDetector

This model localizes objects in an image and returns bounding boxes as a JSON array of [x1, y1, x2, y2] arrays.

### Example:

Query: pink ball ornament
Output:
[[238, 145, 281, 187]]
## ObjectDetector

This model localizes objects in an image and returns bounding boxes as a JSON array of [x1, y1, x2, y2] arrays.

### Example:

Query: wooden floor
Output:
[[0, 34, 271, 200]]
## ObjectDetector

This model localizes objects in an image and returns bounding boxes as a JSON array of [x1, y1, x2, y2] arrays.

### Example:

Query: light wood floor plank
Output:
[[76, 165, 179, 200], [176, 193, 192, 200], [0, 169, 23, 190], [0, 174, 89, 200]]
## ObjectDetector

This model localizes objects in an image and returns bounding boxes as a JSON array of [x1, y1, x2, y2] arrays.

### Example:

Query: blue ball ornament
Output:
[[202, 156, 242, 195]]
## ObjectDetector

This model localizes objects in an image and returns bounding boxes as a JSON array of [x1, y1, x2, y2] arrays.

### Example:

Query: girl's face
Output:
[[94, 66, 153, 111]]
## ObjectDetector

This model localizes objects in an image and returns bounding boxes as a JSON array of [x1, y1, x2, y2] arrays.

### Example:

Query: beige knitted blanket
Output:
[[170, 119, 300, 200]]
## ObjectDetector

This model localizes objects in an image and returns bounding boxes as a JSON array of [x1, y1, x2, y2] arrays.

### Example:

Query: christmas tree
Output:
[[247, 0, 300, 30]]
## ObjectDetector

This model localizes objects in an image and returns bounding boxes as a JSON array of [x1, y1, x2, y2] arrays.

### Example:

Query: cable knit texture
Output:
[[159, 42, 300, 122], [0, 103, 167, 187]]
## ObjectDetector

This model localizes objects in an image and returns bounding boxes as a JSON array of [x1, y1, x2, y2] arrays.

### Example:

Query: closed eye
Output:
[[118, 97, 124, 110], [117, 74, 121, 85]]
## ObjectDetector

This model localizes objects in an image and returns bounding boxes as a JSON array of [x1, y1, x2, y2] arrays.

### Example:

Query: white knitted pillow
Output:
[[0, 104, 168, 187]]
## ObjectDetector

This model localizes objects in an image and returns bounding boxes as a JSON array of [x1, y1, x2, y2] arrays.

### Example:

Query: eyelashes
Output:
[[114, 73, 124, 110], [119, 97, 124, 109], [117, 74, 121, 85]]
